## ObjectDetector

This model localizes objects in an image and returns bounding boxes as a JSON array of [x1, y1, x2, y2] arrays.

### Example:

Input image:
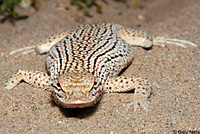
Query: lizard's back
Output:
[[47, 23, 134, 82]]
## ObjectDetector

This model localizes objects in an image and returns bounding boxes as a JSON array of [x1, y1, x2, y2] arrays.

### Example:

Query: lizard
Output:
[[4, 22, 197, 111]]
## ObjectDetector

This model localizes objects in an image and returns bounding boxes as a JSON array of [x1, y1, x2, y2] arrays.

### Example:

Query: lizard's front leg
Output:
[[9, 30, 70, 56], [103, 76, 152, 111], [4, 70, 51, 91]]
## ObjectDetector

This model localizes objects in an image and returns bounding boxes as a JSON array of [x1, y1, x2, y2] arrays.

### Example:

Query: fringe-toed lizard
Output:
[[4, 22, 197, 111]]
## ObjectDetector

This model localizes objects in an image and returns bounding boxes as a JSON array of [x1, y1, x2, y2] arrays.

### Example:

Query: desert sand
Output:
[[0, 0, 199, 133]]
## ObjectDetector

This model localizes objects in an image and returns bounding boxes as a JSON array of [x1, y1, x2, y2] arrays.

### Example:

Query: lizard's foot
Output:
[[103, 76, 152, 111], [9, 45, 36, 56], [9, 30, 70, 56], [4, 70, 24, 90], [115, 27, 198, 48], [4, 70, 51, 90], [132, 78, 151, 111], [153, 36, 198, 48]]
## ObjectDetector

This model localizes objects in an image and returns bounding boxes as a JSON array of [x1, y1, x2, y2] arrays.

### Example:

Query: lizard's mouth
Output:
[[52, 91, 100, 108]]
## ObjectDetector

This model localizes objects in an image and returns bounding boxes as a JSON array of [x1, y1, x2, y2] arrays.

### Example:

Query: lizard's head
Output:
[[52, 72, 102, 108]]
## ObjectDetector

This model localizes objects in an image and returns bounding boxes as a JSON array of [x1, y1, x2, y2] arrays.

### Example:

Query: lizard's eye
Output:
[[94, 81, 97, 86], [57, 83, 61, 87]]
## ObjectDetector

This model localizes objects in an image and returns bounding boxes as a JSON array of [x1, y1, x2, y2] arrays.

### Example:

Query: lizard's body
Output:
[[5, 22, 197, 110]]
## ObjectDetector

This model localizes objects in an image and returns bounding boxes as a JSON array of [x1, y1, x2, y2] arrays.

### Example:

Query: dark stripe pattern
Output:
[[47, 22, 134, 83]]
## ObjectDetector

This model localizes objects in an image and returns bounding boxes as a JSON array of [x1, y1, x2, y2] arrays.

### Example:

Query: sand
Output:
[[0, 0, 199, 133]]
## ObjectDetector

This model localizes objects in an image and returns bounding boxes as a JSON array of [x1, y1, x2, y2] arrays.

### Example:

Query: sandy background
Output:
[[0, 0, 199, 133]]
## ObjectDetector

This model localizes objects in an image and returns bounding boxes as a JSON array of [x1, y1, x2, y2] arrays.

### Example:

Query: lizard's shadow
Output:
[[50, 95, 99, 118]]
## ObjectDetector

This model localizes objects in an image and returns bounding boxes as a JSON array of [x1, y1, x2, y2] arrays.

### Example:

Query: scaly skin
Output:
[[5, 22, 197, 110]]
